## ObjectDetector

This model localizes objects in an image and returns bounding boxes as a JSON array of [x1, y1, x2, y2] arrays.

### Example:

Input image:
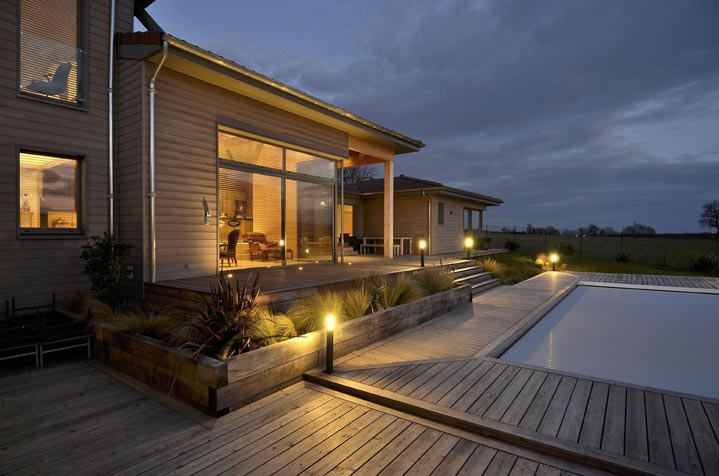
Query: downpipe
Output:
[[148, 41, 169, 283]]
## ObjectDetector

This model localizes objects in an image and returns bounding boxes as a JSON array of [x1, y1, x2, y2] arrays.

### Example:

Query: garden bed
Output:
[[93, 284, 471, 415]]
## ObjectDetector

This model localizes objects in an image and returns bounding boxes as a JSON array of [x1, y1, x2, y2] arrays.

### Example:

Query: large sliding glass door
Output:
[[217, 129, 337, 270]]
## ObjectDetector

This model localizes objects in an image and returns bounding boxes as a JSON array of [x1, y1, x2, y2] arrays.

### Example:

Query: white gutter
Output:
[[107, 0, 116, 233], [148, 41, 169, 283], [422, 189, 431, 255]]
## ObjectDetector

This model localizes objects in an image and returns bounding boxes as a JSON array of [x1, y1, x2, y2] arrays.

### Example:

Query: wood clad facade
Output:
[[358, 192, 488, 255], [0, 0, 134, 307], [118, 65, 351, 283]]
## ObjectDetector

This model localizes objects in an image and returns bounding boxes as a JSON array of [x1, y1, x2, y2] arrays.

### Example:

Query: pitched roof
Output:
[[345, 175, 503, 206], [116, 32, 424, 153]]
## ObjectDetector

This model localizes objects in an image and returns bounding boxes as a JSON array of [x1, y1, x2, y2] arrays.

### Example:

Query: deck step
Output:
[[453, 268, 500, 297], [471, 278, 501, 294], [453, 271, 493, 285], [452, 265, 486, 279]]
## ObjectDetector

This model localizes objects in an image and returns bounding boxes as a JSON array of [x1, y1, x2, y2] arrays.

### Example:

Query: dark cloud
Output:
[[150, 0, 719, 232]]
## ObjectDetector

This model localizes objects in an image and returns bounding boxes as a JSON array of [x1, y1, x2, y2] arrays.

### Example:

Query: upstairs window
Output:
[[19, 151, 82, 234], [18, 0, 84, 105]]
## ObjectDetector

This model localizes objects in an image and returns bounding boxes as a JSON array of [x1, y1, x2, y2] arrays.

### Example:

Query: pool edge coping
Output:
[[479, 272, 580, 359]]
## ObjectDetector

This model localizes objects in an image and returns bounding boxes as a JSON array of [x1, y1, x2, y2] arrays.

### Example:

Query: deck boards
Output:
[[333, 356, 719, 476], [1, 362, 599, 476]]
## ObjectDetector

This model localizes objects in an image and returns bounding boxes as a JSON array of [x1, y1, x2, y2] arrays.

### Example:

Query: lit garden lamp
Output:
[[550, 253, 559, 271], [419, 239, 427, 267], [279, 239, 285, 262], [464, 237, 474, 259], [325, 314, 335, 374]]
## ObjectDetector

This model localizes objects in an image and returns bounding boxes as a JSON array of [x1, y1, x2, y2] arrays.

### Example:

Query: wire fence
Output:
[[484, 226, 718, 269]]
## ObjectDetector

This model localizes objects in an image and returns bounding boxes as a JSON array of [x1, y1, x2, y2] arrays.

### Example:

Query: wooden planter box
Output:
[[93, 284, 471, 415]]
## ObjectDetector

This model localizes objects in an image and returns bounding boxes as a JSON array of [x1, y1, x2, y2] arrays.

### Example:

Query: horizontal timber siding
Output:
[[0, 0, 134, 307], [150, 68, 349, 281]]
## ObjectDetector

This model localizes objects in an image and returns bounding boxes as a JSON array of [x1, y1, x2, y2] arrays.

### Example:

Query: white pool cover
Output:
[[500, 285, 719, 399]]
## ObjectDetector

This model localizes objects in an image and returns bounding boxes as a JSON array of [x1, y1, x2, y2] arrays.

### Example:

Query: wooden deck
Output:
[[569, 272, 719, 289], [337, 272, 579, 367], [4, 271, 717, 475], [153, 255, 467, 294], [311, 357, 719, 476], [0, 362, 602, 476]]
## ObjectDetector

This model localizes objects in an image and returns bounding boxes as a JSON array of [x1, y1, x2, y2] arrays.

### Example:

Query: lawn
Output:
[[486, 232, 718, 269], [479, 251, 718, 284]]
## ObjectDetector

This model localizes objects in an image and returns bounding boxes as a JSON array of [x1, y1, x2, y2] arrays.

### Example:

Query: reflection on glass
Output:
[[288, 179, 333, 262], [218, 132, 282, 170]]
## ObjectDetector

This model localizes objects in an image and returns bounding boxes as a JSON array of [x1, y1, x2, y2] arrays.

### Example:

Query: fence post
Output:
[[579, 234, 583, 259], [544, 229, 548, 253]]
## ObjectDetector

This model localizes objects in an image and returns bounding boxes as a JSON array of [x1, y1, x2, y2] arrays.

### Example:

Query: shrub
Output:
[[692, 254, 718, 273], [615, 252, 633, 263], [112, 306, 179, 342], [535, 253, 549, 268], [504, 239, 520, 251], [371, 274, 422, 310], [246, 306, 297, 347], [287, 291, 344, 335], [80, 233, 133, 311], [182, 274, 260, 359], [479, 258, 505, 279], [412, 267, 455, 296], [57, 290, 114, 323], [342, 285, 373, 320], [555, 242, 575, 256]]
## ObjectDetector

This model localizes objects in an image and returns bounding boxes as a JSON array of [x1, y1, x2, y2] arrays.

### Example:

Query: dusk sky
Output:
[[145, 0, 719, 233]]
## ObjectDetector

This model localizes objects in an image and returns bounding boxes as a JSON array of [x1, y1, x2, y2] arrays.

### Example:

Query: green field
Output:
[[479, 251, 718, 285], [486, 232, 717, 270]]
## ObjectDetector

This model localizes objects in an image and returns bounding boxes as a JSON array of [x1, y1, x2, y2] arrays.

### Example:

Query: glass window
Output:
[[288, 179, 334, 262], [19, 0, 83, 105], [286, 149, 335, 179], [438, 202, 445, 225], [19, 151, 81, 232], [218, 132, 282, 170], [472, 210, 481, 235]]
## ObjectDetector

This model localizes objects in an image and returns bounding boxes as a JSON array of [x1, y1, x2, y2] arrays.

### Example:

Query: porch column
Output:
[[384, 159, 394, 258]]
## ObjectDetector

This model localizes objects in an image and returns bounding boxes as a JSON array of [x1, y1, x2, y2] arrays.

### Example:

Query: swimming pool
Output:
[[500, 284, 719, 399]]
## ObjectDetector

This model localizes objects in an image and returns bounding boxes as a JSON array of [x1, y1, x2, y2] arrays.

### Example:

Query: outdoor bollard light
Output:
[[550, 253, 559, 271], [464, 237, 474, 259], [325, 314, 335, 374], [419, 239, 427, 267]]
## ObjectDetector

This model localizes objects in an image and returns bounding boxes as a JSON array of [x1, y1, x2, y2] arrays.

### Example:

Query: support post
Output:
[[383, 159, 394, 258]]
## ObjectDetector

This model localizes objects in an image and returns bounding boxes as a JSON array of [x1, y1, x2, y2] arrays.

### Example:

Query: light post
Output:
[[419, 239, 426, 267], [464, 237, 474, 259], [550, 253, 559, 271], [325, 314, 335, 374]]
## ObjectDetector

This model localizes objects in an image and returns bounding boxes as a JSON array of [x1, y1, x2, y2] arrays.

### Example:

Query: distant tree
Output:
[[526, 223, 535, 234], [546, 226, 560, 235], [699, 200, 719, 274], [621, 222, 656, 236], [338, 166, 376, 184], [699, 201, 719, 235], [586, 224, 601, 236], [601, 226, 617, 235]]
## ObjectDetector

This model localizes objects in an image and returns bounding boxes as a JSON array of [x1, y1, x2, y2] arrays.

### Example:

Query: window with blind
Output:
[[18, 0, 84, 105], [19, 151, 82, 233]]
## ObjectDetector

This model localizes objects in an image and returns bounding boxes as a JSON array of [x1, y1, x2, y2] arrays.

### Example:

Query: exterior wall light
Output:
[[550, 253, 559, 271], [464, 237, 474, 259], [419, 239, 427, 267], [325, 314, 335, 374]]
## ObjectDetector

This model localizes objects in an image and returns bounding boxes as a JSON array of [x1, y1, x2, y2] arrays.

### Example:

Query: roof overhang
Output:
[[117, 33, 424, 156], [357, 187, 502, 206]]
